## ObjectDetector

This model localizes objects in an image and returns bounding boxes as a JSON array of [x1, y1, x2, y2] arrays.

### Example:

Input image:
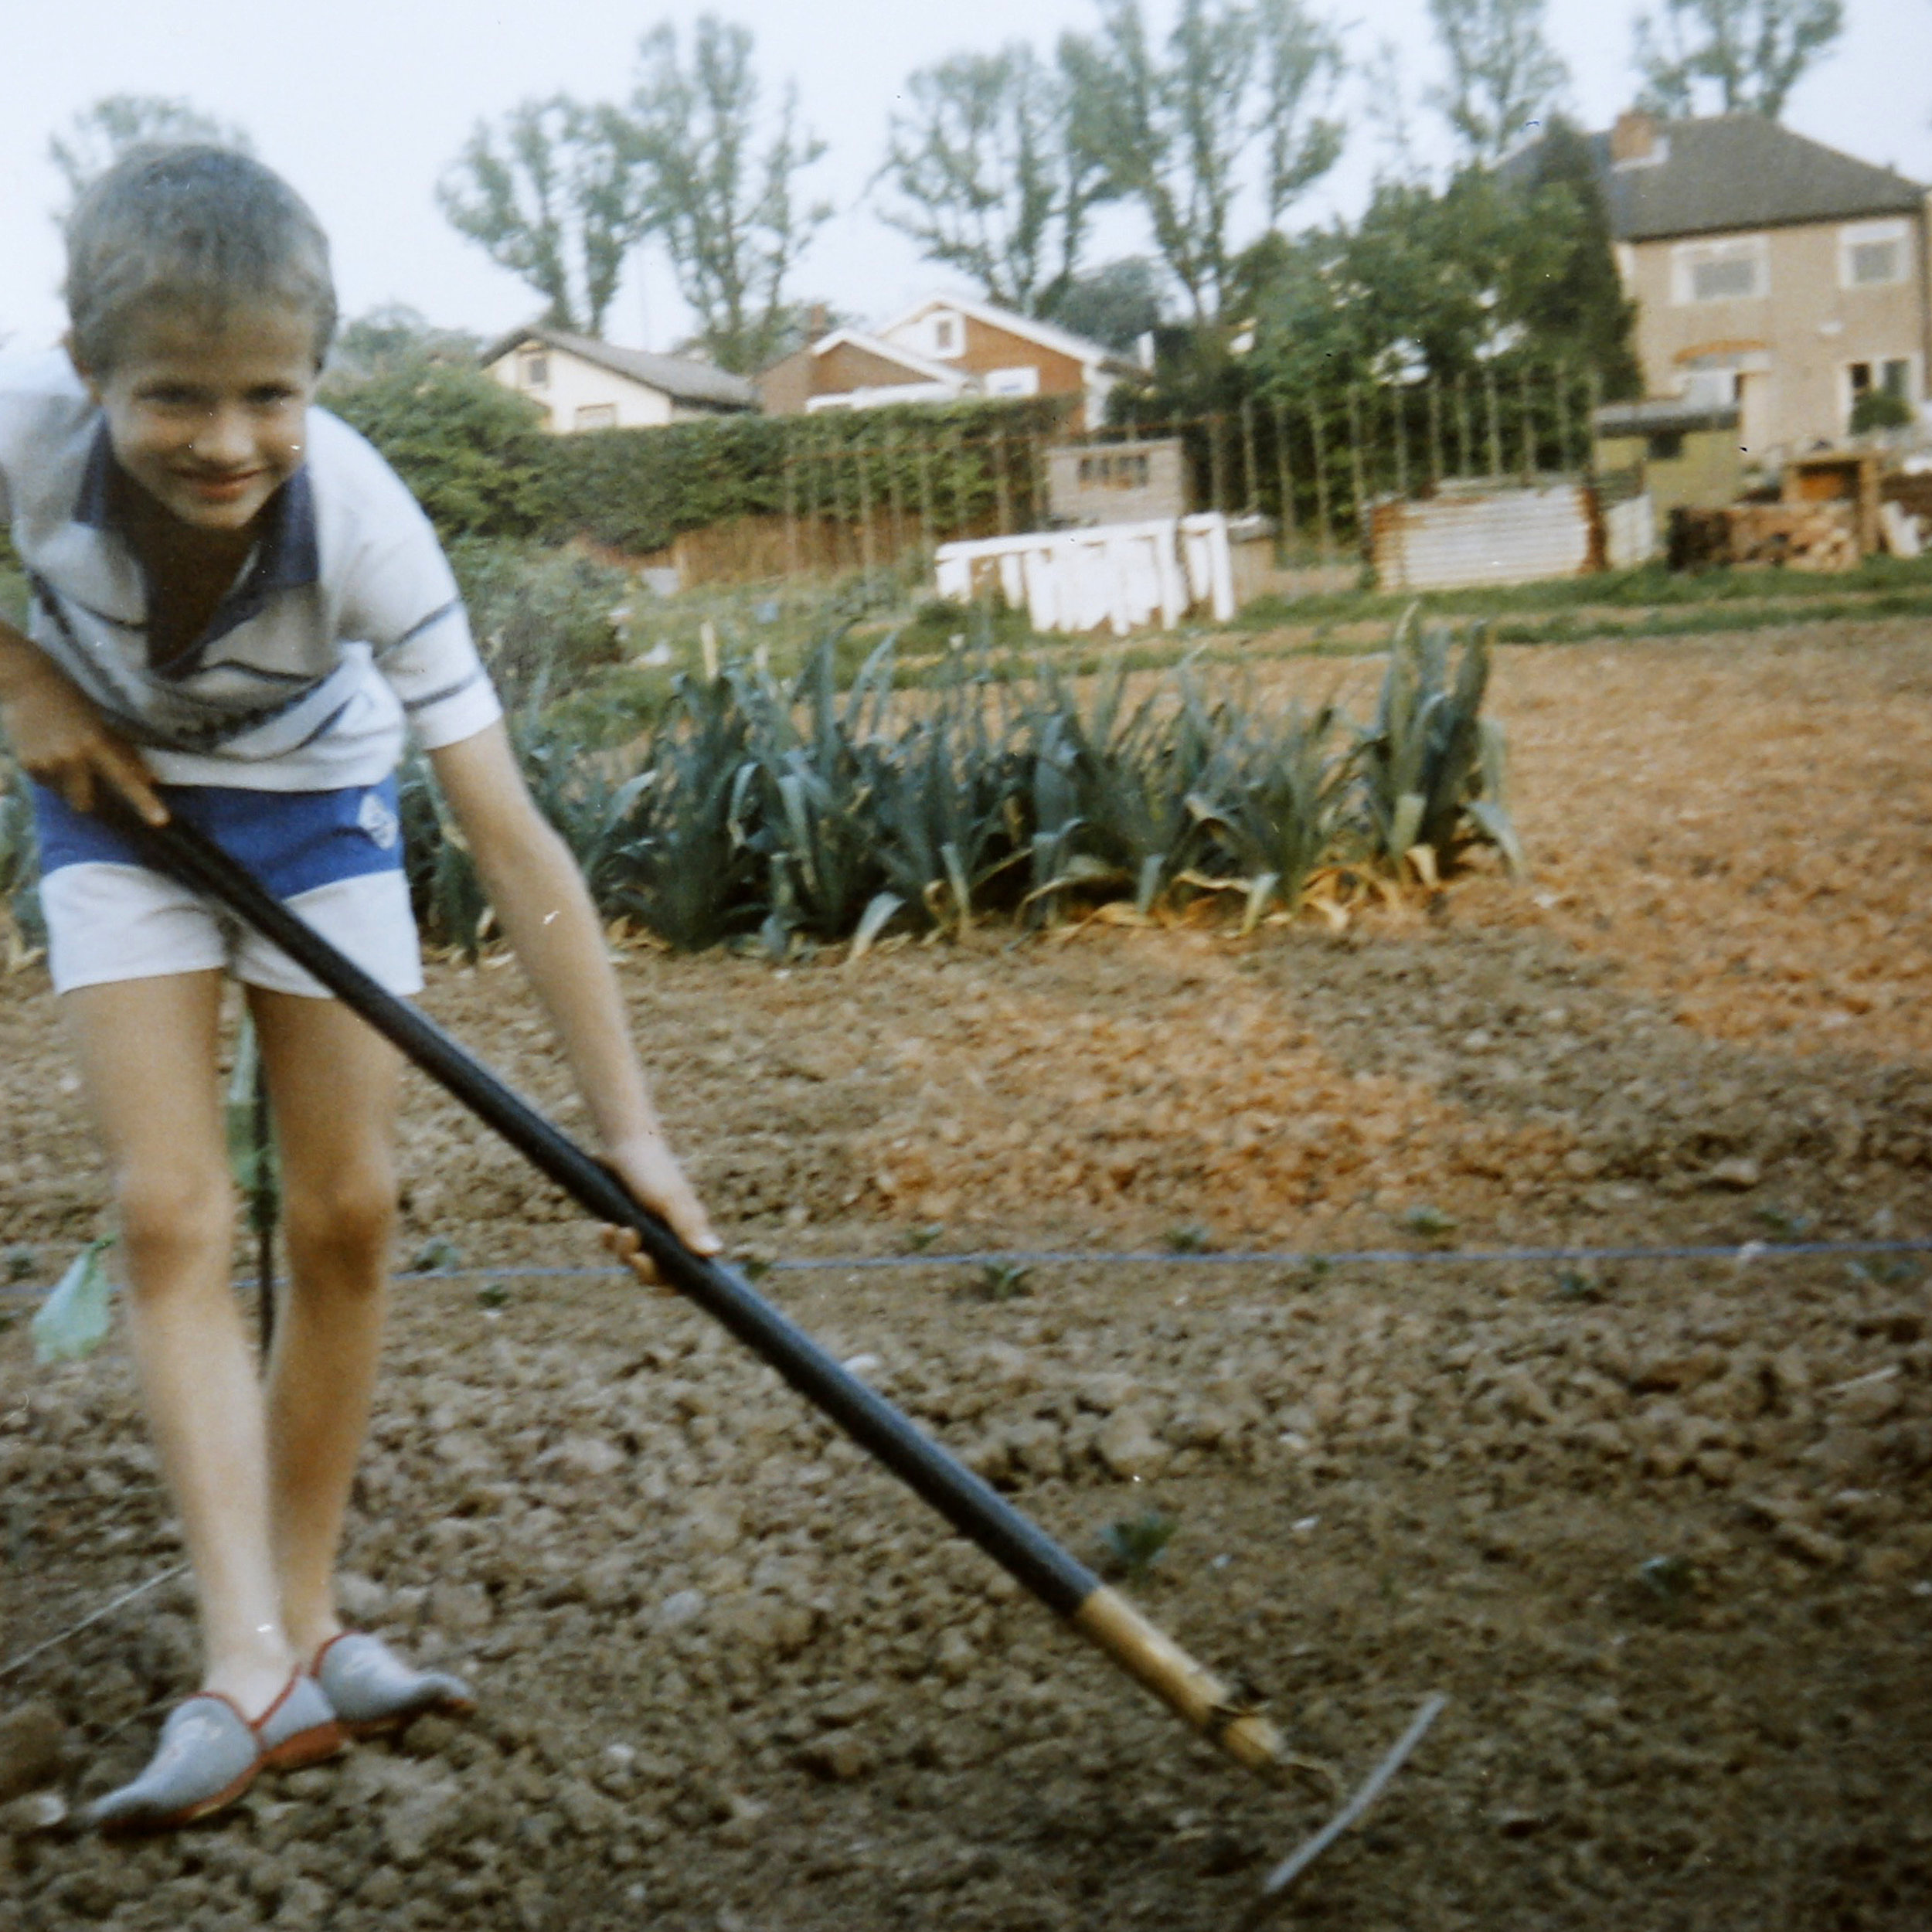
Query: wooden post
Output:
[[1456, 373, 1473, 477], [885, 423, 906, 563], [1308, 395, 1334, 562], [1345, 387, 1368, 549], [917, 433, 936, 554], [803, 434, 821, 575], [952, 424, 970, 540], [1553, 362, 1573, 472], [1519, 363, 1536, 476], [1427, 381, 1444, 488], [1585, 365, 1604, 474], [1208, 413, 1227, 515], [993, 430, 1012, 536], [857, 439, 876, 573], [1485, 366, 1503, 478], [1240, 399, 1260, 514], [783, 447, 800, 579], [1390, 384, 1409, 500], [1272, 400, 1296, 539]]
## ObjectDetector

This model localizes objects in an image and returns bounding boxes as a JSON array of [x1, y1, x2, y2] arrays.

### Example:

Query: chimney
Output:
[[1611, 110, 1657, 165]]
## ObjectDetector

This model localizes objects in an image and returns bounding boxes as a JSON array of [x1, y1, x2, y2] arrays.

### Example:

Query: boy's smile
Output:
[[72, 306, 319, 538]]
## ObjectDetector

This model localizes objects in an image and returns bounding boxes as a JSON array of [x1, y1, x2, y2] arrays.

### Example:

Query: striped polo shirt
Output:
[[0, 350, 502, 791]]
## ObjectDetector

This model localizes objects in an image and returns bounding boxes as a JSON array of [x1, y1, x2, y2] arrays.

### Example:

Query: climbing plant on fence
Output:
[[400, 608, 1522, 959], [532, 396, 1076, 557]]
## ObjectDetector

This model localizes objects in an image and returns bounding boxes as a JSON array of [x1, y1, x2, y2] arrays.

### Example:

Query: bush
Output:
[[531, 396, 1074, 556], [321, 359, 550, 542], [445, 538, 633, 709], [1850, 389, 1914, 437]]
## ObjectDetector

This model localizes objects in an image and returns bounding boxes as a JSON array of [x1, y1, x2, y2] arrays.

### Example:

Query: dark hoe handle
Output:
[[99, 798, 1286, 1772]]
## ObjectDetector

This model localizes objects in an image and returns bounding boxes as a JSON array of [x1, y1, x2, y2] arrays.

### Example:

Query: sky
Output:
[[2, 0, 1927, 358]]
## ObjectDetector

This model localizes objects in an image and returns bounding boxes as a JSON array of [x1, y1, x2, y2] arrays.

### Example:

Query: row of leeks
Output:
[[396, 607, 1525, 960]]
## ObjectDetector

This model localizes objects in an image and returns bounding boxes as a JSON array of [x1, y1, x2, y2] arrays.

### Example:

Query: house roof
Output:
[[880, 294, 1131, 372], [1594, 399, 1740, 437], [809, 328, 972, 388], [1587, 116, 1925, 243], [479, 325, 758, 410]]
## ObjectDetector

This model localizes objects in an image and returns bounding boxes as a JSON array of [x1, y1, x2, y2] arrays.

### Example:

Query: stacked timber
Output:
[[1668, 502, 1859, 573]]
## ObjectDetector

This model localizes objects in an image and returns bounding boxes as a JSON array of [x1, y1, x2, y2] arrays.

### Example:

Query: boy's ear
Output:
[[63, 332, 105, 405]]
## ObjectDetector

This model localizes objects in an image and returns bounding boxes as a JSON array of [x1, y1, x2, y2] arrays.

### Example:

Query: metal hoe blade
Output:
[[1237, 1693, 1447, 1926]]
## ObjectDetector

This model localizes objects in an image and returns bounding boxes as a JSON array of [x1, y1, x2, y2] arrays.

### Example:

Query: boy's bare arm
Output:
[[427, 721, 719, 1260], [0, 618, 166, 821]]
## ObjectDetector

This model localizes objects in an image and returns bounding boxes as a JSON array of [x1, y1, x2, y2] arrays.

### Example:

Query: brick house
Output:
[[1590, 112, 1930, 459], [757, 295, 1131, 431], [481, 325, 757, 433]]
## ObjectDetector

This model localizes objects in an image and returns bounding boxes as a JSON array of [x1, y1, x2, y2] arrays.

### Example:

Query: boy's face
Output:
[[72, 304, 319, 536]]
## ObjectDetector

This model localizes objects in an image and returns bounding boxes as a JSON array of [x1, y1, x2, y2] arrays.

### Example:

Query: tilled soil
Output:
[[2, 622, 1930, 1930]]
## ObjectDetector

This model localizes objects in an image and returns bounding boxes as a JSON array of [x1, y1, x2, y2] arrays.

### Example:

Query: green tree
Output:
[[437, 97, 647, 337], [1632, 0, 1844, 118], [1427, 0, 1570, 163], [876, 43, 1108, 318], [1052, 256, 1166, 352], [1061, 0, 1343, 322], [50, 94, 253, 218], [628, 15, 831, 374], [325, 304, 480, 385]]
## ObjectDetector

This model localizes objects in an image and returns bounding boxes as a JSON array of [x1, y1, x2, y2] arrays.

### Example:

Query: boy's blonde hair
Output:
[[64, 145, 338, 372]]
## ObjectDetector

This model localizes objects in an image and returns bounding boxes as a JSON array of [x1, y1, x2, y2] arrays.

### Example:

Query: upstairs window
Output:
[[930, 313, 962, 357], [1672, 236, 1766, 304], [521, 351, 549, 388], [1842, 220, 1908, 288]]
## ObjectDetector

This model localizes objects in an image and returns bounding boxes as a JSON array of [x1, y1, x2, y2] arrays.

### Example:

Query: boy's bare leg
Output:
[[63, 972, 294, 1717], [247, 985, 403, 1661]]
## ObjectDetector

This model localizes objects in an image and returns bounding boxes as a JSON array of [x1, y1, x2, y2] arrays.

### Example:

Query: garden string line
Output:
[[5, 1234, 1930, 1299], [7, 1233, 1926, 1685]]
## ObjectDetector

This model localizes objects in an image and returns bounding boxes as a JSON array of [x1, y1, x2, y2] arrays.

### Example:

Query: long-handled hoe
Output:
[[109, 803, 1444, 1920]]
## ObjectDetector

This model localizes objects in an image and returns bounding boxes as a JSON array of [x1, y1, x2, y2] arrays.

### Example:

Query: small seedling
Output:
[[1401, 1205, 1457, 1241], [1163, 1222, 1213, 1255], [975, 1262, 1032, 1302], [1097, 1508, 1180, 1581], [1859, 1257, 1921, 1288], [740, 1257, 771, 1283], [475, 1281, 510, 1310], [1638, 1553, 1696, 1604], [1302, 1255, 1333, 1285], [1753, 1206, 1814, 1240], [1553, 1269, 1600, 1302], [5, 1247, 36, 1284], [409, 1236, 462, 1274], [31, 1237, 116, 1365], [904, 1224, 945, 1253]]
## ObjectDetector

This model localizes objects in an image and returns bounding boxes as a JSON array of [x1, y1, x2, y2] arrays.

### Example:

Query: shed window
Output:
[[522, 352, 549, 387], [573, 403, 617, 430], [1842, 220, 1907, 288]]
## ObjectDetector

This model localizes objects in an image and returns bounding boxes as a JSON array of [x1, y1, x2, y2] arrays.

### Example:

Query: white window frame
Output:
[[1841, 219, 1910, 290], [521, 350, 549, 388], [929, 311, 963, 359], [1671, 236, 1767, 305], [1845, 355, 1920, 419], [983, 365, 1041, 399], [573, 403, 618, 430]]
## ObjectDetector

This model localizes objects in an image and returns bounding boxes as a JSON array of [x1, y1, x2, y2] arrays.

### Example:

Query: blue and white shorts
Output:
[[32, 778, 423, 998]]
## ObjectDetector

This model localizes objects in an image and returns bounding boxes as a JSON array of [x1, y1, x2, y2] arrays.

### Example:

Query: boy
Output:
[[0, 145, 717, 1830]]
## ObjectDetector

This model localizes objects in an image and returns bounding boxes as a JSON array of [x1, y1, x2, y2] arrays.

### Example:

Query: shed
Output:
[[1594, 400, 1745, 515], [1371, 482, 1604, 592], [1045, 439, 1189, 525]]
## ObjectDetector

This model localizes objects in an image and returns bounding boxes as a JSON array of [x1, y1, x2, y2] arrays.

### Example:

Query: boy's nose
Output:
[[189, 407, 253, 466]]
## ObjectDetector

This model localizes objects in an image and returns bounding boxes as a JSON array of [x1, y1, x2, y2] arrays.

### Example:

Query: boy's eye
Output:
[[248, 386, 301, 408]]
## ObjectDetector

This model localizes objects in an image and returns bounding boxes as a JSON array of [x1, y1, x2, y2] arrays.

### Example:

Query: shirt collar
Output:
[[70, 420, 320, 592]]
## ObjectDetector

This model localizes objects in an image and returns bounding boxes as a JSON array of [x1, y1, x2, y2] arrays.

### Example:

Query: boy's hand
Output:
[[0, 655, 166, 825], [600, 1132, 721, 1291]]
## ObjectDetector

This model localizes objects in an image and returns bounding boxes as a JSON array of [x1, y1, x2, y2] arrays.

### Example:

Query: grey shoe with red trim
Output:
[[89, 1673, 342, 1834], [311, 1632, 474, 1737]]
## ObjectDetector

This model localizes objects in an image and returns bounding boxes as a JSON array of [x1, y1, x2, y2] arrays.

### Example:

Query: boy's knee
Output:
[[282, 1166, 398, 1263], [114, 1162, 232, 1266]]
